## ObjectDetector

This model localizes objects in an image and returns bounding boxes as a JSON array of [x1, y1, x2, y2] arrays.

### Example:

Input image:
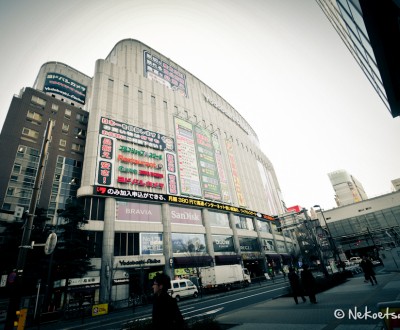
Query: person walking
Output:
[[152, 273, 185, 329], [301, 264, 317, 304], [288, 267, 306, 304], [361, 256, 378, 285]]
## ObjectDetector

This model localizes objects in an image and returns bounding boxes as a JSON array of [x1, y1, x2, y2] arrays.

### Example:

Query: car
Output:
[[168, 279, 198, 302], [349, 257, 362, 264]]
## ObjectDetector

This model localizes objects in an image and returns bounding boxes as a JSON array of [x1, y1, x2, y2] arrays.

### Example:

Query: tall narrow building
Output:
[[328, 169, 368, 206], [316, 0, 400, 118]]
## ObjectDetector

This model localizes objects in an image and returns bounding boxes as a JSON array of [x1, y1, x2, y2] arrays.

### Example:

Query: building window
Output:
[[163, 101, 167, 110], [71, 143, 84, 153], [151, 95, 156, 104], [26, 110, 43, 124], [64, 109, 72, 119], [74, 127, 86, 138], [22, 127, 39, 139], [13, 164, 21, 174], [51, 104, 59, 113], [31, 95, 46, 107], [62, 123, 69, 133], [6, 187, 15, 196], [76, 113, 88, 124], [138, 90, 143, 99], [59, 139, 67, 147]]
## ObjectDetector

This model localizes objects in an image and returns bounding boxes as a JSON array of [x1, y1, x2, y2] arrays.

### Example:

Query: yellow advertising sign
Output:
[[92, 303, 108, 317]]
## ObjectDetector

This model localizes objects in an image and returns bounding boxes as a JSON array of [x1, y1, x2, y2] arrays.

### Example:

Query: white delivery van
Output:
[[168, 279, 198, 301]]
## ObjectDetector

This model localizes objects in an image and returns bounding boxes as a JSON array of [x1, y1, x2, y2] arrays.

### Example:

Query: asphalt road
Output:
[[30, 278, 290, 330]]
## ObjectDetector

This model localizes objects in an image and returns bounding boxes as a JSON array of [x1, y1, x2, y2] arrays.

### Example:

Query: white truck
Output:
[[200, 265, 251, 290]]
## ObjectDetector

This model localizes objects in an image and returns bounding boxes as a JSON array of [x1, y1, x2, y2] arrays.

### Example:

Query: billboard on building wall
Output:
[[43, 72, 87, 105], [212, 235, 235, 252], [116, 201, 162, 222], [94, 185, 276, 221], [175, 118, 202, 197], [100, 117, 175, 151], [143, 51, 188, 97], [98, 117, 175, 193], [169, 206, 202, 225], [140, 233, 163, 255], [225, 140, 246, 207], [97, 136, 115, 186], [239, 237, 260, 252], [194, 126, 222, 200], [213, 134, 231, 203], [171, 233, 206, 253]]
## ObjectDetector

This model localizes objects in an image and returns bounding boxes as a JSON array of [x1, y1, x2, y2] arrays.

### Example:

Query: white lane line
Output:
[[182, 286, 287, 315]]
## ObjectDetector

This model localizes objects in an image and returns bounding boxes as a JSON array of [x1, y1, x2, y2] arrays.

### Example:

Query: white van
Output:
[[168, 279, 198, 302]]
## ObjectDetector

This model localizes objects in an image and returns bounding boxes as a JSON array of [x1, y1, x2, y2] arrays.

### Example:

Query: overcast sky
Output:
[[0, 0, 399, 212]]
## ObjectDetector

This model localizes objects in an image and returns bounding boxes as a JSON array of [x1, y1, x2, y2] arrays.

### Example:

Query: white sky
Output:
[[0, 0, 399, 212]]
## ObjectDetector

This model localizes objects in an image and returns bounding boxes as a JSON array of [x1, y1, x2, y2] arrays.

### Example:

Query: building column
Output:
[[100, 197, 116, 303], [202, 209, 215, 263], [229, 213, 242, 264], [162, 204, 173, 278], [253, 217, 268, 272]]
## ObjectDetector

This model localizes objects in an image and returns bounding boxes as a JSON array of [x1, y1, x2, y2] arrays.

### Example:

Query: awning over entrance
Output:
[[265, 253, 281, 260], [215, 255, 241, 265], [173, 256, 213, 268], [280, 253, 292, 260]]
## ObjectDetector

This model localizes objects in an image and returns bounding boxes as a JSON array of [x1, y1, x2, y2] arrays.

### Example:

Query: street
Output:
[[29, 277, 289, 330]]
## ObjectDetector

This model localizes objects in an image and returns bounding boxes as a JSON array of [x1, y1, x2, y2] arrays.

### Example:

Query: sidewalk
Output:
[[217, 269, 400, 330]]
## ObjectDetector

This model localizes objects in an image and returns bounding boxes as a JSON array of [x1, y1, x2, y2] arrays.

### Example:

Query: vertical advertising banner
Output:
[[97, 136, 114, 186], [257, 161, 279, 216], [165, 151, 179, 195], [194, 126, 222, 200], [175, 118, 202, 197], [225, 140, 246, 207], [212, 134, 231, 203]]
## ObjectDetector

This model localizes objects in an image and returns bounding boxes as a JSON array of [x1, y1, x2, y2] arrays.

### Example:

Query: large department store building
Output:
[[1, 39, 296, 305]]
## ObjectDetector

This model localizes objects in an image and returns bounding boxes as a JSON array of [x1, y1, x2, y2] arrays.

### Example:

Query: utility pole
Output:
[[4, 120, 53, 330]]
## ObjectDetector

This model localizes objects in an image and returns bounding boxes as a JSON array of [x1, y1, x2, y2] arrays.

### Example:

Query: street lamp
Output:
[[313, 205, 341, 265]]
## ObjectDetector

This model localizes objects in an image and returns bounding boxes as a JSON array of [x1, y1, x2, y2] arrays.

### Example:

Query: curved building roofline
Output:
[[106, 38, 258, 141]]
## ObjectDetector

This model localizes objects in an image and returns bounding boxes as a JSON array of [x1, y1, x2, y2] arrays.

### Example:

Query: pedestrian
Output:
[[288, 267, 306, 304], [301, 264, 317, 304], [360, 256, 378, 285], [359, 257, 370, 283], [152, 273, 185, 329]]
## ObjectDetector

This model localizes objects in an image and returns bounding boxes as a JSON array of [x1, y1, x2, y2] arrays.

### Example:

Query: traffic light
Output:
[[14, 309, 27, 330]]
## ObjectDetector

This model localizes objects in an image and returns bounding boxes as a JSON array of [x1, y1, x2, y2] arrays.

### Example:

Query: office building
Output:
[[328, 169, 368, 206], [316, 0, 400, 118], [392, 178, 400, 192], [313, 190, 400, 259], [0, 39, 295, 307]]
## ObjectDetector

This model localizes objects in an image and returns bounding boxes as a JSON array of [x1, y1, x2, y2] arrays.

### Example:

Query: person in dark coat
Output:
[[152, 273, 185, 329], [288, 267, 306, 304], [360, 256, 378, 285], [301, 264, 317, 304]]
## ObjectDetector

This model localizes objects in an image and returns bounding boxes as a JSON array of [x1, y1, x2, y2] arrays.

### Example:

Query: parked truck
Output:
[[200, 265, 251, 290]]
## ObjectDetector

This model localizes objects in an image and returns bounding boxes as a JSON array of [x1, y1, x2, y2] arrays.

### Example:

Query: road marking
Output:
[[182, 286, 287, 315]]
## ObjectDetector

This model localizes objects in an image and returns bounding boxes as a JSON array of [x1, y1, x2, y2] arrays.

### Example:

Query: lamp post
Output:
[[313, 205, 341, 265], [4, 120, 53, 330]]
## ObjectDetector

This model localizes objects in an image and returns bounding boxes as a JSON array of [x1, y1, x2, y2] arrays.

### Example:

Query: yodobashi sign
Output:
[[43, 73, 87, 105]]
